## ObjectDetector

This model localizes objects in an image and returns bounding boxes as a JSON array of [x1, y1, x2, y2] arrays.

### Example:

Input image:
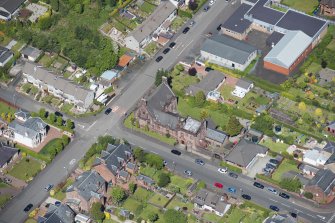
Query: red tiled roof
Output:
[[93, 164, 115, 182], [118, 54, 133, 67]]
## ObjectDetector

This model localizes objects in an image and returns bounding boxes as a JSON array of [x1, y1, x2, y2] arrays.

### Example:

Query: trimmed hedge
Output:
[[16, 144, 51, 163], [177, 9, 192, 18], [220, 161, 242, 173]]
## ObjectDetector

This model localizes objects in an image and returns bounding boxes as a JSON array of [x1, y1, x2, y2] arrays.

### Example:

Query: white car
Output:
[[267, 187, 278, 195], [218, 167, 228, 174], [209, 0, 216, 6]]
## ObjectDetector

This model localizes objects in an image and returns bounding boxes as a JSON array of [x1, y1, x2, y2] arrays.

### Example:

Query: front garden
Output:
[[8, 157, 42, 181]]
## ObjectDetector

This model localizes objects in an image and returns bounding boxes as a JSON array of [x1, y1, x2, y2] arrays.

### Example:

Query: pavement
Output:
[[0, 1, 335, 223]]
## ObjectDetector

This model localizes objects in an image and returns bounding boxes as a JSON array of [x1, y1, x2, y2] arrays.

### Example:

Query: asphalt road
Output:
[[0, 1, 335, 223]]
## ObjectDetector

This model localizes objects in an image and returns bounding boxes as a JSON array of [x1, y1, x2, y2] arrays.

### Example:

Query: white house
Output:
[[22, 62, 94, 112], [200, 35, 258, 71], [0, 46, 14, 67], [232, 78, 253, 98], [124, 0, 177, 53], [303, 149, 332, 167]]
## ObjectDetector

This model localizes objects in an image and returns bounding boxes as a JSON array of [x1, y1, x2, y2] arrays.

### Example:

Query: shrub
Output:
[[304, 192, 313, 199], [158, 173, 170, 187], [279, 178, 302, 192]]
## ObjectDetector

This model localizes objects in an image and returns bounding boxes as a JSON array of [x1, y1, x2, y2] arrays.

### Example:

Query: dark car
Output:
[[204, 6, 210, 11], [44, 184, 53, 191], [55, 111, 63, 117], [55, 201, 61, 207], [269, 205, 279, 212], [279, 192, 290, 199], [182, 27, 190, 34], [195, 159, 205, 165], [217, 24, 222, 31], [242, 194, 251, 200], [229, 172, 238, 178], [156, 56, 163, 62], [205, 67, 214, 72], [269, 159, 280, 165], [290, 212, 297, 218], [24, 204, 33, 213], [169, 42, 176, 48], [266, 163, 276, 169], [163, 48, 170, 54], [171, 149, 181, 156], [253, 182, 264, 189], [104, 108, 112, 115]]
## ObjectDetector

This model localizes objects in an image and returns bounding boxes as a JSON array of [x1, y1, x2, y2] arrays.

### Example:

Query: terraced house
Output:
[[22, 62, 94, 112]]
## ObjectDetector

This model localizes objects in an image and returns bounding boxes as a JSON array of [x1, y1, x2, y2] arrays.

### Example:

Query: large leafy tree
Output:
[[163, 209, 187, 223], [90, 202, 105, 222], [226, 116, 242, 136], [157, 173, 170, 187], [110, 187, 126, 205], [145, 153, 163, 170]]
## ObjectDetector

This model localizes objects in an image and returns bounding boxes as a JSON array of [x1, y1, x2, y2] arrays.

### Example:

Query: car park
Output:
[[169, 42, 176, 48], [267, 187, 278, 195], [279, 192, 290, 199], [44, 184, 53, 191], [156, 56, 163, 62], [182, 27, 190, 34], [171, 149, 181, 155], [163, 48, 170, 54], [214, 182, 223, 189], [269, 205, 279, 212], [218, 167, 228, 174], [242, 194, 251, 200], [253, 182, 264, 189], [24, 204, 33, 212], [184, 170, 192, 176], [195, 159, 205, 165], [228, 172, 238, 178], [228, 187, 236, 193], [104, 108, 112, 115], [205, 67, 214, 72]]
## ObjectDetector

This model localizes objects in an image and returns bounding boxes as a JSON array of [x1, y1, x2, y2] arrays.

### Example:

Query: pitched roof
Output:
[[183, 117, 201, 134], [201, 35, 258, 65], [136, 174, 155, 185], [71, 171, 105, 201], [0, 143, 18, 168], [186, 70, 225, 96], [14, 110, 31, 120], [282, 171, 310, 186], [264, 214, 297, 223], [42, 204, 75, 223], [22, 62, 93, 105], [320, 0, 335, 7], [21, 46, 42, 59], [225, 139, 268, 167], [118, 54, 133, 67], [128, 1, 176, 43], [264, 31, 312, 69], [101, 70, 118, 81], [236, 78, 252, 89], [246, 0, 285, 25], [9, 117, 47, 139], [0, 0, 25, 14], [0, 46, 13, 64], [222, 4, 252, 34], [206, 128, 227, 143], [308, 169, 335, 194]]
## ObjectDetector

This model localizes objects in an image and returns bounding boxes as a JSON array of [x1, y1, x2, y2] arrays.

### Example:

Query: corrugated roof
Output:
[[222, 4, 252, 34], [264, 31, 312, 69], [201, 35, 258, 65]]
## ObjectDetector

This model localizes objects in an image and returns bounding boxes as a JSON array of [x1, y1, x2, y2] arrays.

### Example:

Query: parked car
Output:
[[156, 56, 163, 62], [217, 24, 222, 31], [55, 111, 63, 117], [269, 205, 279, 212], [190, 20, 195, 26], [44, 184, 53, 191], [267, 187, 278, 195], [263, 168, 273, 173], [279, 192, 290, 199], [205, 67, 214, 72], [253, 182, 264, 189], [195, 159, 205, 165], [266, 163, 276, 169], [229, 172, 238, 178], [228, 187, 236, 193], [184, 170, 192, 176], [163, 48, 170, 54], [290, 212, 297, 218], [163, 160, 167, 166], [209, 0, 216, 6], [218, 167, 228, 174], [24, 204, 33, 213], [55, 201, 61, 207], [182, 27, 190, 34], [214, 182, 223, 189], [169, 42, 176, 48], [104, 108, 112, 115], [171, 149, 181, 155], [242, 194, 251, 200], [203, 6, 210, 11], [269, 159, 280, 165]]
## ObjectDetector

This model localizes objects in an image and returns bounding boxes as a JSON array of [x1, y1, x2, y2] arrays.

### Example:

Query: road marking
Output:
[[112, 106, 119, 112], [178, 40, 194, 56], [306, 213, 316, 218], [69, 159, 76, 165], [317, 215, 326, 220], [86, 121, 97, 131], [269, 198, 277, 202], [327, 213, 335, 223], [280, 203, 290, 208]]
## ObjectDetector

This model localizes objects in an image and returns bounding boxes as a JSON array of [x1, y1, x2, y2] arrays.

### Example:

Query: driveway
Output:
[[246, 155, 271, 178]]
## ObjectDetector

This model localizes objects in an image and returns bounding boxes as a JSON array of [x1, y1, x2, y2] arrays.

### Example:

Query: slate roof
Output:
[[276, 10, 326, 38], [222, 4, 252, 34], [299, 163, 320, 174], [264, 214, 297, 223], [266, 31, 284, 47], [22, 62, 93, 104], [71, 171, 105, 201], [186, 70, 225, 95], [0, 0, 25, 14], [137, 174, 155, 185], [41, 204, 75, 223], [194, 189, 208, 206], [0, 143, 18, 168], [320, 0, 335, 8], [206, 128, 227, 144], [0, 46, 13, 64], [9, 117, 47, 139], [324, 141, 335, 165], [236, 78, 252, 90], [282, 171, 310, 186], [264, 31, 312, 69], [21, 46, 42, 59], [308, 169, 335, 195], [327, 121, 335, 130], [225, 139, 268, 167], [14, 110, 31, 121], [128, 1, 176, 43], [201, 35, 258, 65], [246, 0, 285, 25]]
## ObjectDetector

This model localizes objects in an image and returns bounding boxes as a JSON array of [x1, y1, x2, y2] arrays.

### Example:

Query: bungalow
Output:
[[21, 46, 42, 62], [124, 0, 177, 53], [0, 46, 14, 67], [0, 0, 25, 20], [303, 148, 332, 167], [232, 79, 253, 98], [0, 143, 19, 171], [38, 203, 75, 223]]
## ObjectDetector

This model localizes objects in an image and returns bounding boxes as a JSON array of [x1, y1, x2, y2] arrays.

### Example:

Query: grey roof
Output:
[[324, 141, 335, 154], [42, 204, 75, 223], [0, 46, 13, 64], [72, 171, 105, 201], [0, 143, 18, 168], [247, 128, 263, 137], [264, 31, 312, 69], [222, 4, 252, 34], [266, 31, 284, 47], [194, 189, 208, 206], [136, 174, 155, 185], [204, 191, 219, 208], [264, 214, 297, 223], [299, 163, 319, 174], [23, 62, 93, 104], [0, 0, 25, 14], [276, 10, 327, 38], [128, 1, 176, 43], [14, 110, 31, 120], [119, 170, 129, 179], [9, 117, 47, 139], [282, 171, 309, 186], [206, 128, 227, 143], [183, 117, 201, 134], [236, 78, 252, 89], [126, 162, 136, 170], [21, 46, 42, 59], [225, 139, 268, 167], [201, 35, 258, 65], [320, 0, 335, 7], [186, 70, 225, 95], [246, 0, 285, 25], [308, 169, 335, 195]]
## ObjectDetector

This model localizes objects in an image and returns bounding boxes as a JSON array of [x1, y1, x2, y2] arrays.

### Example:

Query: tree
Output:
[[56, 116, 63, 126], [321, 59, 327, 68], [155, 69, 168, 86], [66, 119, 74, 129], [38, 16, 52, 30], [226, 116, 242, 136], [163, 209, 187, 223], [251, 114, 274, 136], [50, 0, 59, 11], [39, 108, 47, 118], [74, 4, 84, 14], [200, 110, 209, 120], [188, 0, 198, 11], [148, 213, 159, 222], [194, 91, 206, 107], [298, 102, 306, 111], [314, 108, 323, 117], [108, 0, 117, 7], [133, 147, 146, 163], [110, 187, 126, 205], [145, 153, 163, 170], [188, 67, 197, 76], [158, 173, 170, 187], [196, 180, 206, 190], [129, 183, 136, 194], [279, 178, 302, 192], [49, 113, 56, 123], [90, 202, 105, 222]]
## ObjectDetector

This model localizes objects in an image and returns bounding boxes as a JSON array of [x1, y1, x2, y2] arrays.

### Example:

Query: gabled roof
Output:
[[320, 0, 335, 8], [9, 117, 47, 139], [0, 143, 18, 168], [186, 70, 225, 96], [0, 0, 25, 14], [201, 35, 258, 65], [264, 31, 312, 69], [71, 171, 105, 201], [236, 78, 252, 89], [136, 174, 155, 185], [118, 54, 134, 67], [0, 46, 13, 64], [206, 128, 227, 144], [222, 4, 252, 34], [41, 204, 75, 223], [14, 110, 31, 121], [21, 46, 42, 59], [308, 169, 335, 195], [225, 139, 268, 167]]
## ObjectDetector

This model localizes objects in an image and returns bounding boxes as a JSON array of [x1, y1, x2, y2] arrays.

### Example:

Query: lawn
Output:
[[259, 138, 289, 154], [222, 202, 268, 223], [220, 84, 238, 101], [203, 212, 222, 223], [0, 194, 11, 208], [281, 0, 319, 14], [148, 193, 169, 207], [8, 158, 42, 181], [139, 1, 156, 14], [61, 103, 74, 114], [133, 187, 154, 202], [24, 219, 37, 223], [38, 54, 54, 67], [0, 101, 16, 115], [170, 16, 187, 31], [171, 73, 199, 96], [0, 182, 9, 188], [272, 159, 299, 182], [139, 205, 162, 221], [166, 197, 194, 211], [306, 62, 322, 74], [168, 175, 194, 194], [122, 197, 143, 215], [327, 39, 335, 51], [39, 138, 63, 156], [53, 178, 74, 201], [144, 42, 158, 56]]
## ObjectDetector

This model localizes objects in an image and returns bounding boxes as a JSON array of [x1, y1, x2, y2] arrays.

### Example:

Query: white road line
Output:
[[86, 121, 97, 131], [280, 203, 290, 208], [178, 40, 194, 56], [306, 213, 316, 218], [269, 198, 277, 202], [327, 213, 335, 223]]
